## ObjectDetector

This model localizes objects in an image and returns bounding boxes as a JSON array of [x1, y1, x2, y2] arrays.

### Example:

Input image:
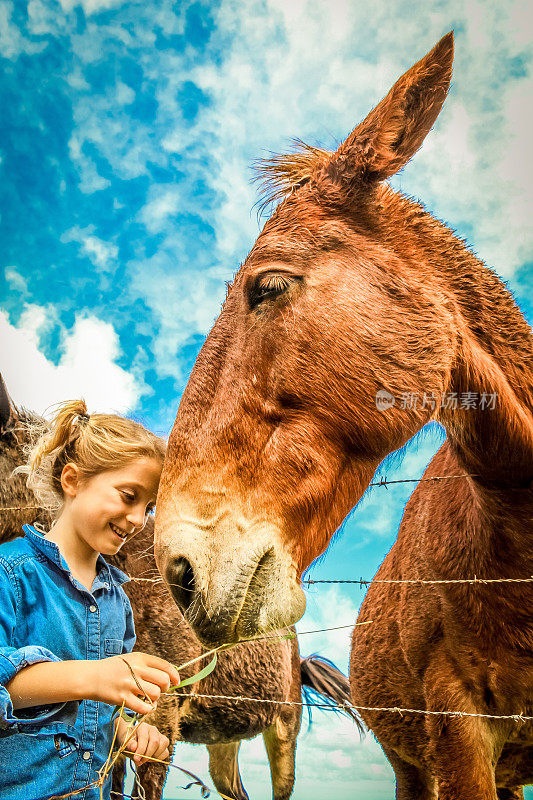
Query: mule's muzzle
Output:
[[164, 554, 252, 645], [163, 548, 306, 648]]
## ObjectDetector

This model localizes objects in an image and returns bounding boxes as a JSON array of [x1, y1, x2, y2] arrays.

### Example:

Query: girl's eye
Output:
[[121, 491, 135, 502], [248, 274, 301, 310]]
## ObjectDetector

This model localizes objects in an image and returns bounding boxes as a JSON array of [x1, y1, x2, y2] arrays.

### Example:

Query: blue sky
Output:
[[1, 1, 532, 798]]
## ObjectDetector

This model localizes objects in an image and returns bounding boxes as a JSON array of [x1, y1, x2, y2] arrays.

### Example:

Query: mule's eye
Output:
[[249, 274, 300, 309]]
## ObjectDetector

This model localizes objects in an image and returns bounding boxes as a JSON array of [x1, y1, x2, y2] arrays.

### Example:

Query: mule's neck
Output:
[[381, 186, 533, 492]]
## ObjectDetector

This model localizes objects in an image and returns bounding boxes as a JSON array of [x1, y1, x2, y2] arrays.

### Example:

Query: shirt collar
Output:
[[23, 524, 130, 588]]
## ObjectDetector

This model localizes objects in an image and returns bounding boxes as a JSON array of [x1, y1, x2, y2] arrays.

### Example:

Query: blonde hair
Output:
[[18, 399, 166, 515]]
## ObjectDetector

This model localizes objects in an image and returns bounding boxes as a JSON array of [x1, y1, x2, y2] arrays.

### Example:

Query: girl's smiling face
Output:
[[62, 457, 162, 557]]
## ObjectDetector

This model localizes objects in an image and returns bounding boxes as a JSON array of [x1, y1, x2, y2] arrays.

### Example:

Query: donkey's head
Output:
[[0, 374, 51, 543], [156, 34, 457, 646]]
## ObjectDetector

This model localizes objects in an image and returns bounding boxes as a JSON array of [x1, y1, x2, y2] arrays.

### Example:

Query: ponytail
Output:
[[16, 400, 166, 515], [26, 399, 89, 479]]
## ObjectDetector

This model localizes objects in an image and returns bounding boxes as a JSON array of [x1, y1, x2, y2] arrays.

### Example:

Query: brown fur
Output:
[[0, 385, 355, 800], [113, 522, 302, 800], [155, 32, 533, 798]]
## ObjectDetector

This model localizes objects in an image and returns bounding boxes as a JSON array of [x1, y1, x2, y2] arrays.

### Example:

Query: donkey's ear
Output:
[[0, 373, 17, 434], [328, 32, 454, 187]]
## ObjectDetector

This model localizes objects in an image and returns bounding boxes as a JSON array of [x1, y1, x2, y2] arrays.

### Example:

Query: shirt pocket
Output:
[[54, 732, 78, 758], [104, 638, 123, 656]]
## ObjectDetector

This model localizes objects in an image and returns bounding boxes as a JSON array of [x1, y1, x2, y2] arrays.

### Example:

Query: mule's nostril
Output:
[[167, 557, 196, 613]]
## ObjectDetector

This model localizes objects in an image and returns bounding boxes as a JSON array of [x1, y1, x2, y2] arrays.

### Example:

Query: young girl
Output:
[[0, 400, 180, 800]]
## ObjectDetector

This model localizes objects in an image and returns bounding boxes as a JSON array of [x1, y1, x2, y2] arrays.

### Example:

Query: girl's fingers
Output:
[[132, 678, 162, 704], [133, 666, 176, 692], [141, 727, 157, 758], [131, 725, 166, 766], [122, 673, 162, 704], [125, 693, 156, 716], [149, 728, 170, 762], [117, 656, 166, 696], [143, 655, 181, 684], [154, 739, 170, 761], [129, 654, 181, 685], [132, 725, 149, 765]]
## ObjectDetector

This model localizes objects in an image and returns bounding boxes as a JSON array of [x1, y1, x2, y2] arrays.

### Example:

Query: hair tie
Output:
[[66, 412, 90, 447]]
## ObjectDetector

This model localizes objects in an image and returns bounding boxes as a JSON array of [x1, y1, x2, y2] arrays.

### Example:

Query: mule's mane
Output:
[[253, 139, 332, 215]]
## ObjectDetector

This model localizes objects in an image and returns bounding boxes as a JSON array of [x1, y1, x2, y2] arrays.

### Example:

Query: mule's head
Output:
[[156, 33, 456, 646]]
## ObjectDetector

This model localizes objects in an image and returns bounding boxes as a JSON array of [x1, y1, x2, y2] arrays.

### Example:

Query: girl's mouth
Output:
[[109, 523, 128, 542]]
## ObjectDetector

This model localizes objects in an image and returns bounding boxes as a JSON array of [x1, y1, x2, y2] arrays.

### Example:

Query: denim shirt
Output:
[[0, 525, 136, 800]]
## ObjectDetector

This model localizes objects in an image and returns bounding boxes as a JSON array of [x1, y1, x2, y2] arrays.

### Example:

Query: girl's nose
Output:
[[127, 507, 147, 530]]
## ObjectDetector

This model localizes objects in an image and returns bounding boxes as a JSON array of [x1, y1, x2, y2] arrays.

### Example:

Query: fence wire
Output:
[[174, 691, 533, 723]]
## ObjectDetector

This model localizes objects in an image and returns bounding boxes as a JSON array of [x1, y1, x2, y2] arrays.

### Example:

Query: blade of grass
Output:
[[168, 653, 218, 691], [175, 631, 295, 672]]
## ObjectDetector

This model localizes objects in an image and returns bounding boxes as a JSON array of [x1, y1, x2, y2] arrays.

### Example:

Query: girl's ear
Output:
[[61, 463, 81, 498]]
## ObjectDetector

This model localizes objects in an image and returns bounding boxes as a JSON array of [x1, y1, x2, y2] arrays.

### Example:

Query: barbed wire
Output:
[[0, 473, 477, 516], [0, 504, 41, 513], [129, 573, 533, 588], [297, 623, 355, 635], [303, 576, 533, 585], [175, 691, 533, 723], [367, 473, 476, 487]]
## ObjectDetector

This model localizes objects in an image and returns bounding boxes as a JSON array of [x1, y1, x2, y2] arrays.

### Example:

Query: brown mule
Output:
[[0, 379, 359, 800], [154, 33, 533, 799]]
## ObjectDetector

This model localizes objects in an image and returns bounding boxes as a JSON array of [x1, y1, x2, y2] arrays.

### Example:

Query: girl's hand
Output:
[[115, 716, 170, 766], [82, 652, 180, 715]]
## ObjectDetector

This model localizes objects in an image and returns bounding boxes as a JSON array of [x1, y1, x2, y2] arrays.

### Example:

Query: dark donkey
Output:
[[0, 376, 359, 800], [154, 32, 533, 800]]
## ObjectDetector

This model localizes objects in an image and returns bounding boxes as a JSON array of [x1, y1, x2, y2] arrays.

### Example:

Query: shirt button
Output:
[[83, 751, 91, 760], [89, 605, 97, 613]]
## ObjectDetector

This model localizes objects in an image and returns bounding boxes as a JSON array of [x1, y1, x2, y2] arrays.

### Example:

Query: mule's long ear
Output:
[[328, 32, 454, 187], [0, 373, 17, 434]]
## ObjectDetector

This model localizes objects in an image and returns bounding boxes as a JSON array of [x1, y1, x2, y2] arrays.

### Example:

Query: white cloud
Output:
[[298, 584, 359, 673], [66, 59, 162, 192], [176, 0, 533, 277], [82, 235, 118, 270], [115, 80, 135, 105], [0, 305, 141, 415], [0, 0, 46, 59], [4, 267, 29, 297], [32, 0, 530, 388], [58, 0, 126, 15], [128, 240, 225, 382], [68, 131, 111, 193], [138, 187, 182, 234], [331, 749, 353, 769], [61, 226, 119, 272]]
